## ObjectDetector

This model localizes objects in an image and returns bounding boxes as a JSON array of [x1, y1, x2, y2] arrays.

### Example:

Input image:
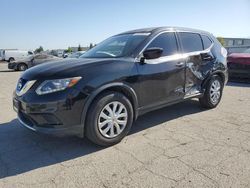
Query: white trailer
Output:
[[2, 50, 33, 62]]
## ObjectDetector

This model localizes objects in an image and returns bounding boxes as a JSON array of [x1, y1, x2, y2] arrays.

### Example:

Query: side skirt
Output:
[[137, 93, 203, 117]]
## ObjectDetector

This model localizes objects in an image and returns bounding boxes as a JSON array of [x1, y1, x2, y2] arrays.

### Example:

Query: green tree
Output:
[[217, 37, 225, 47], [78, 44, 82, 51], [65, 47, 73, 53], [35, 46, 44, 54], [89, 43, 93, 49]]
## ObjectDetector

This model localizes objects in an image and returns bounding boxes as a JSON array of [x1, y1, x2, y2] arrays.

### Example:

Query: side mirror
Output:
[[143, 47, 163, 60]]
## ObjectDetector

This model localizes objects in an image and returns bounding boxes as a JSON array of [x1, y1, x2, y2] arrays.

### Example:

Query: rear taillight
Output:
[[221, 47, 227, 58]]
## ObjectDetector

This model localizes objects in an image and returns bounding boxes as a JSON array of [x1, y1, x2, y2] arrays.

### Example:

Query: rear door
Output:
[[137, 32, 186, 109], [178, 32, 214, 96]]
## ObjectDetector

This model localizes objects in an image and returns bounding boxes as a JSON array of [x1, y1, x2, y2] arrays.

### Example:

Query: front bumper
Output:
[[228, 63, 250, 78], [13, 89, 88, 137], [18, 111, 83, 137]]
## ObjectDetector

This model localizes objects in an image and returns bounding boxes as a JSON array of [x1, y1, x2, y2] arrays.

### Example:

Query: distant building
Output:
[[70, 47, 89, 52], [223, 37, 250, 54]]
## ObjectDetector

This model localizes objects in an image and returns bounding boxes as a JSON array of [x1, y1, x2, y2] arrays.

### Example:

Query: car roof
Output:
[[119, 26, 212, 36]]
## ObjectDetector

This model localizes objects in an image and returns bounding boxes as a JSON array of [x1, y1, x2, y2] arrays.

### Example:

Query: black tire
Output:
[[85, 91, 134, 146], [9, 57, 15, 63], [18, 63, 28, 71], [199, 75, 223, 109]]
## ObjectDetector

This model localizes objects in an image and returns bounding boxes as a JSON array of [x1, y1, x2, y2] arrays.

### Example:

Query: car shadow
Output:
[[0, 70, 16, 73], [227, 81, 250, 87], [0, 99, 204, 179]]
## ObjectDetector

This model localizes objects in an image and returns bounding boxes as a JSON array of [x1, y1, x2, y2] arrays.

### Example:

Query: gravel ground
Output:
[[0, 62, 250, 188]]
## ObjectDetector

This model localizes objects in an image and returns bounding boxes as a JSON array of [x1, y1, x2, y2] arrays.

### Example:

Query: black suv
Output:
[[13, 27, 228, 146]]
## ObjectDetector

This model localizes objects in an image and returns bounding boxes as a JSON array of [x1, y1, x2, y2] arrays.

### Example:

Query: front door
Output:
[[137, 32, 186, 109]]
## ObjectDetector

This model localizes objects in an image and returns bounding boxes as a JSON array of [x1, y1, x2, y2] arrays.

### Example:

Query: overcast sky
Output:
[[0, 0, 249, 50]]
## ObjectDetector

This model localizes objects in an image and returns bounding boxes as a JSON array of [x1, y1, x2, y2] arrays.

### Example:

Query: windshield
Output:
[[80, 33, 149, 58], [243, 48, 250, 53]]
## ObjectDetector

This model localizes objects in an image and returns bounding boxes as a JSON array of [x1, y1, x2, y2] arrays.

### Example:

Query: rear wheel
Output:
[[9, 57, 15, 63], [85, 92, 133, 146], [18, 63, 28, 71], [199, 75, 223, 108]]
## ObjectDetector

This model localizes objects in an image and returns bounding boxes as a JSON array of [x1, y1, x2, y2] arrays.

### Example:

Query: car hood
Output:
[[228, 53, 250, 58], [21, 58, 115, 80]]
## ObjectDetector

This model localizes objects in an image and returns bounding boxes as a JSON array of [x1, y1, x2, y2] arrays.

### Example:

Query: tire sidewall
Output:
[[86, 92, 133, 146], [206, 75, 223, 107], [9, 58, 14, 63], [18, 64, 27, 71]]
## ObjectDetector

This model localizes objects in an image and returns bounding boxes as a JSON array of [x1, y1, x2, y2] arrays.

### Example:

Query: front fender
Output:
[[80, 82, 139, 136]]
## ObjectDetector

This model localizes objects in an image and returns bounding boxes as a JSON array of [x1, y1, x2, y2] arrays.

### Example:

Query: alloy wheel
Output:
[[19, 65, 26, 71], [98, 101, 128, 138], [210, 80, 221, 104]]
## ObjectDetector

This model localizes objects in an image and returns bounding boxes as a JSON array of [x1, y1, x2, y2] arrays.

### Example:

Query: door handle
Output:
[[176, 62, 185, 67]]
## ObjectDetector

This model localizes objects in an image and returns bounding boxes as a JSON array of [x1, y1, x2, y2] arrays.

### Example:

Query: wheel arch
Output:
[[17, 62, 28, 70], [8, 57, 15, 62], [80, 82, 139, 136], [201, 71, 226, 91]]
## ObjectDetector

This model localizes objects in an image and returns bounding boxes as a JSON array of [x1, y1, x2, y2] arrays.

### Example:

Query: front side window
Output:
[[146, 32, 178, 56], [81, 33, 148, 58], [28, 51, 33, 55], [179, 32, 203, 53], [35, 55, 47, 59]]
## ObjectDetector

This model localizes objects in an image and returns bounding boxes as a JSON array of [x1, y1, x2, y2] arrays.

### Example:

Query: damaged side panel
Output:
[[184, 52, 214, 96]]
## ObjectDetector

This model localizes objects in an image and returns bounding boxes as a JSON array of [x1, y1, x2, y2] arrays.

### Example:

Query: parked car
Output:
[[13, 27, 228, 146], [227, 48, 250, 79], [2, 50, 33, 62], [57, 51, 64, 58], [66, 51, 86, 58], [8, 54, 60, 71], [0, 50, 4, 61]]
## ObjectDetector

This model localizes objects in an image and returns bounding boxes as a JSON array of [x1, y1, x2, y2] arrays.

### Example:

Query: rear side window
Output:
[[201, 35, 213, 49], [179, 32, 203, 53], [147, 32, 178, 56], [35, 55, 47, 59]]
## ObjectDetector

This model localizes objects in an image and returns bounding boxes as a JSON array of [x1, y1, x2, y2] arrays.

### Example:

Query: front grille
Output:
[[33, 114, 63, 128], [19, 111, 35, 127], [19, 111, 63, 128]]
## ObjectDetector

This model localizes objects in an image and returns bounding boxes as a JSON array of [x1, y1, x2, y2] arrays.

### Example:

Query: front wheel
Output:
[[199, 75, 223, 109], [85, 92, 134, 146], [18, 63, 28, 71], [9, 57, 15, 63]]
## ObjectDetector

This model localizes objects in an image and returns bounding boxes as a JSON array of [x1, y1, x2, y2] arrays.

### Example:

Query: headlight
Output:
[[36, 77, 82, 95]]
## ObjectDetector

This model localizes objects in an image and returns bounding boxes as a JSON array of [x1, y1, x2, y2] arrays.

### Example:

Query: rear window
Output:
[[35, 55, 47, 59], [201, 35, 213, 49], [179, 32, 203, 53]]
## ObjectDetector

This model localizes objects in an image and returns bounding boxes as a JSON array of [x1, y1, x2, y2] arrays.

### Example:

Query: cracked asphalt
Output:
[[0, 62, 250, 188]]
